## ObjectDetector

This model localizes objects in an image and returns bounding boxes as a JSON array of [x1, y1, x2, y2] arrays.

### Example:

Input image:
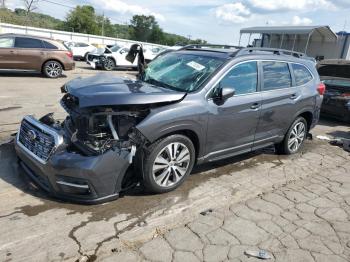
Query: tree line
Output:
[[0, 5, 207, 46]]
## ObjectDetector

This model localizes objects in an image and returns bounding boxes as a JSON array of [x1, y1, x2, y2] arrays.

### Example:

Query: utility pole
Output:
[[101, 12, 104, 36], [1, 0, 6, 8]]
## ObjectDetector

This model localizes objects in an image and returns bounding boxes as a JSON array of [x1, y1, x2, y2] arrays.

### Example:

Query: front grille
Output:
[[18, 119, 56, 162]]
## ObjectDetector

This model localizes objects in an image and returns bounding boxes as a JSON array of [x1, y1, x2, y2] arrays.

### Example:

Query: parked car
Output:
[[64, 41, 96, 61], [86, 44, 137, 70], [143, 47, 166, 62], [317, 59, 350, 123], [15, 46, 324, 203], [0, 34, 75, 78]]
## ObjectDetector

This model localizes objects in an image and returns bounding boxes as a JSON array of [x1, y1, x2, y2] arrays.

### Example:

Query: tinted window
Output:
[[0, 37, 14, 48], [292, 64, 313, 85], [43, 40, 58, 49], [76, 43, 89, 47], [15, 37, 44, 48], [262, 61, 292, 90], [219, 61, 258, 95]]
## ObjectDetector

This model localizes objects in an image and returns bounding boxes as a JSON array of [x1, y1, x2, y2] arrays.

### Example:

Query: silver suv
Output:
[[15, 46, 324, 203]]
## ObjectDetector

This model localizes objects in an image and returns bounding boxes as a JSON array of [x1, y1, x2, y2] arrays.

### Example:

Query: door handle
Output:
[[250, 103, 260, 109], [290, 94, 298, 100]]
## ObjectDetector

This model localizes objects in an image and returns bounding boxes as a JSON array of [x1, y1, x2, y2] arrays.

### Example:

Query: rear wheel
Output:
[[104, 58, 116, 71], [276, 117, 307, 155], [142, 135, 195, 193], [43, 60, 63, 78]]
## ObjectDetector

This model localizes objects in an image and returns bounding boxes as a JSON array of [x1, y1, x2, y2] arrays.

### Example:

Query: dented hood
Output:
[[64, 74, 186, 108]]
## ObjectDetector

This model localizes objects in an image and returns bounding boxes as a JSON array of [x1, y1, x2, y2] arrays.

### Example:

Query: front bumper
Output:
[[15, 116, 132, 204]]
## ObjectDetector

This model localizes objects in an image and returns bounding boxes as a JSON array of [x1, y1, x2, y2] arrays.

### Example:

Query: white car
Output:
[[143, 47, 166, 62], [65, 41, 97, 61], [87, 45, 138, 70]]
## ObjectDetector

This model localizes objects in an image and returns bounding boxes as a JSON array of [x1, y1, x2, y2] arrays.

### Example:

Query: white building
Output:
[[239, 26, 350, 60]]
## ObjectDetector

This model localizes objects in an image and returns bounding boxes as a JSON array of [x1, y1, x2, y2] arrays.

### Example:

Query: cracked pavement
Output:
[[0, 64, 350, 261]]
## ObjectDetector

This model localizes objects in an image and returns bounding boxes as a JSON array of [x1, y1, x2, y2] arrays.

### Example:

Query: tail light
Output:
[[341, 93, 350, 97], [66, 51, 73, 59], [317, 82, 326, 95]]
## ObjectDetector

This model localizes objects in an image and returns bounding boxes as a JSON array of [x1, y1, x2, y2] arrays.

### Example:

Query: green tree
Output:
[[65, 5, 98, 34], [129, 15, 164, 43]]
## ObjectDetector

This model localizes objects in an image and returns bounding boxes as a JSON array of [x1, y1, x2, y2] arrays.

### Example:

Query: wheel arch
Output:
[[41, 59, 65, 72], [297, 111, 313, 131]]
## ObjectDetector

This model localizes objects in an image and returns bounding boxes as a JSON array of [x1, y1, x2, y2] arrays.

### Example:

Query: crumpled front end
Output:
[[15, 101, 149, 203]]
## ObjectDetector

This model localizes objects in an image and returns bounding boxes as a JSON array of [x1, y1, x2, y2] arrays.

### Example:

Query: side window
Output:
[[76, 43, 89, 47], [43, 41, 58, 50], [292, 64, 313, 86], [262, 61, 292, 90], [218, 61, 258, 95], [0, 38, 14, 48], [15, 37, 44, 48]]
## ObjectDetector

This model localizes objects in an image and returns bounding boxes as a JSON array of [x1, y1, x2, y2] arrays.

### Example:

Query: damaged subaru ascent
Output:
[[15, 46, 324, 203]]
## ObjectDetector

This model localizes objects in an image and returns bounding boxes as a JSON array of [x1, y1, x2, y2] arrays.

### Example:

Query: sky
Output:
[[7, 0, 350, 45]]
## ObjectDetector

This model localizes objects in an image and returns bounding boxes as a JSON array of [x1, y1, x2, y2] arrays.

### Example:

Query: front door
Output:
[[206, 61, 262, 160], [0, 37, 16, 69]]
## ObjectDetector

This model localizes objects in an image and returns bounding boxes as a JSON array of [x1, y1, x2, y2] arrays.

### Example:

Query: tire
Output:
[[275, 117, 308, 155], [43, 60, 63, 78], [142, 134, 196, 194], [104, 58, 116, 71]]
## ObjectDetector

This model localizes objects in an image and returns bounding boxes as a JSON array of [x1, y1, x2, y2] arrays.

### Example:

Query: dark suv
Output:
[[15, 46, 324, 203]]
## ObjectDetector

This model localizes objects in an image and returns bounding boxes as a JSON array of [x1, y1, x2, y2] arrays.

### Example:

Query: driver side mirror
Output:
[[214, 87, 235, 101], [120, 49, 126, 54]]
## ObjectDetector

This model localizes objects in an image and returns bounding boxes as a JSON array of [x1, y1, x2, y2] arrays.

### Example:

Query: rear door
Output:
[[254, 61, 300, 148], [14, 37, 46, 70], [0, 37, 16, 69], [206, 61, 262, 160]]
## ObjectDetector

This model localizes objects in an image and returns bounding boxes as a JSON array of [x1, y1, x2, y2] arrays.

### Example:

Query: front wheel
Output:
[[275, 117, 307, 155], [43, 60, 63, 78], [142, 135, 196, 193], [103, 58, 116, 71]]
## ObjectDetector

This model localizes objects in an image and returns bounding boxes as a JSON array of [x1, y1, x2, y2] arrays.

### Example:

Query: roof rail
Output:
[[236, 47, 307, 58], [179, 44, 242, 51]]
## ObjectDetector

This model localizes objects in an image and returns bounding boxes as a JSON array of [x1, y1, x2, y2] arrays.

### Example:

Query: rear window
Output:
[[262, 61, 292, 90], [292, 64, 313, 86], [0, 37, 14, 48], [43, 40, 58, 49], [15, 37, 44, 48]]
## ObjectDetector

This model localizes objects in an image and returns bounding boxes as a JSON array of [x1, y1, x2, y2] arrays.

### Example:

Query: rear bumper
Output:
[[15, 117, 132, 204], [64, 62, 75, 71], [321, 97, 350, 122]]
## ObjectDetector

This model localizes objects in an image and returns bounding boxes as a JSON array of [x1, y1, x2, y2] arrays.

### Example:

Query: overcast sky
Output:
[[8, 0, 350, 44]]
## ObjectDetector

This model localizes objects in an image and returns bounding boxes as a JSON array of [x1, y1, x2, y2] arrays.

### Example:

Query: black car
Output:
[[15, 46, 324, 204], [318, 60, 350, 123]]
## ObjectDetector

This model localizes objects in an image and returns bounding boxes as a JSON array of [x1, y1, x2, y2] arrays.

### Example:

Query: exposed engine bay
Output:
[[58, 93, 151, 160]]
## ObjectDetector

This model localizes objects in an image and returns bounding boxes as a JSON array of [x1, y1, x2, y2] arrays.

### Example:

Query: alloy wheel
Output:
[[287, 121, 306, 153], [152, 142, 191, 188], [45, 62, 62, 78], [104, 58, 115, 70]]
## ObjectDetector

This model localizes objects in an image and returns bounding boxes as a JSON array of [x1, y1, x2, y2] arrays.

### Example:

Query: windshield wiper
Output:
[[144, 77, 183, 92]]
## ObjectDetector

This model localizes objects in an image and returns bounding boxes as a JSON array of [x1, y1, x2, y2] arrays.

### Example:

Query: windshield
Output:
[[110, 45, 121, 52], [142, 52, 225, 92]]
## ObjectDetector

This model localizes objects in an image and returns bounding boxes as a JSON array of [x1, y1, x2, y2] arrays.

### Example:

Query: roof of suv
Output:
[[177, 45, 316, 64]]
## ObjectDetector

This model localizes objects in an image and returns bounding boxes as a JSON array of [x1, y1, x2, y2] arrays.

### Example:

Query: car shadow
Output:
[[0, 142, 55, 202], [0, 71, 67, 78]]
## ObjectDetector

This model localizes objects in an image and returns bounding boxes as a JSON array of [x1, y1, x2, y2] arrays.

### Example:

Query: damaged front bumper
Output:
[[15, 116, 135, 204]]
